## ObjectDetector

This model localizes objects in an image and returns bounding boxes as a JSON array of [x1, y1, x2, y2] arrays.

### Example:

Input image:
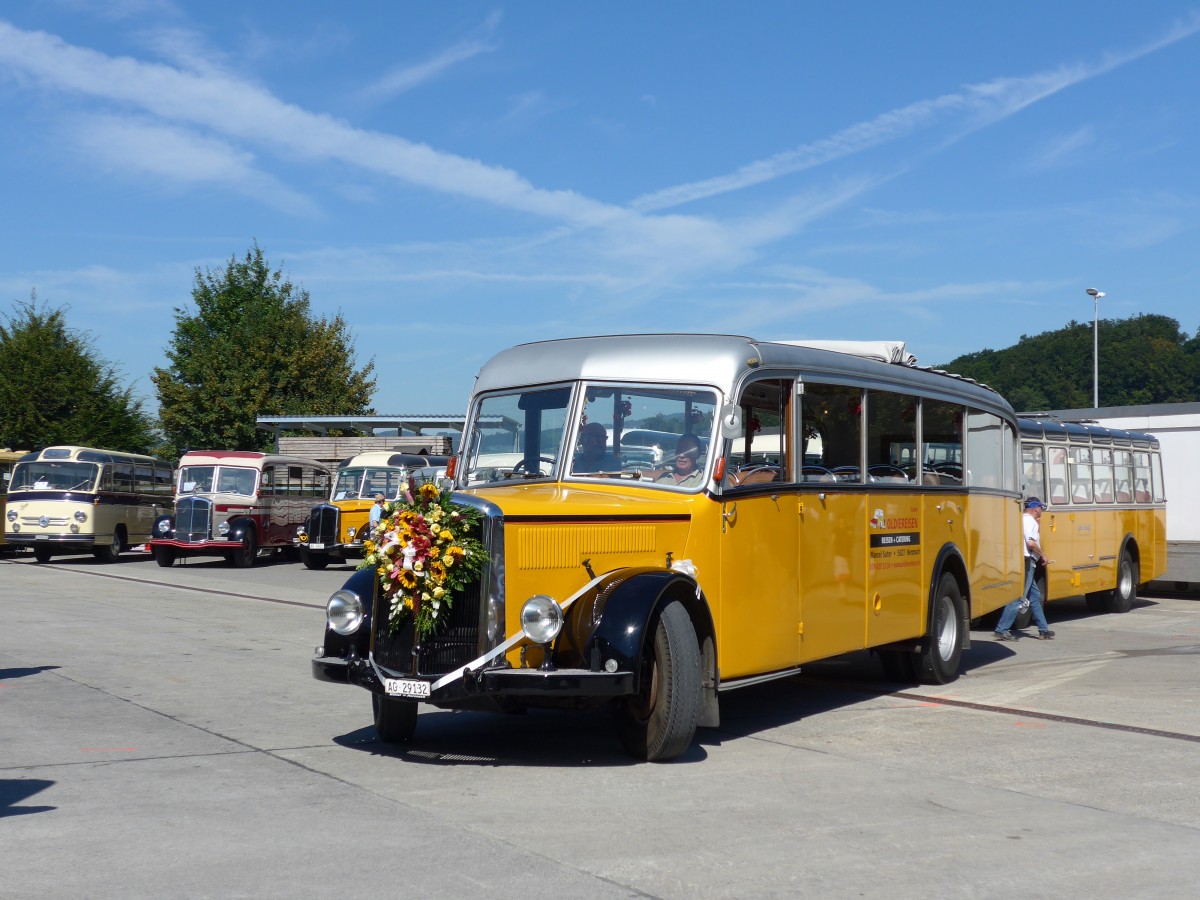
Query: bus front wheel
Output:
[[372, 694, 418, 744], [153, 546, 176, 567], [231, 531, 257, 568], [33, 546, 52, 564], [916, 573, 964, 685], [614, 600, 701, 762], [93, 528, 124, 563], [301, 549, 330, 570]]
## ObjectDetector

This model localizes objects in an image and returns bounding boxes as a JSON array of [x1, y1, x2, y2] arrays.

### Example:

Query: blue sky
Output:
[[1, 2, 1199, 416]]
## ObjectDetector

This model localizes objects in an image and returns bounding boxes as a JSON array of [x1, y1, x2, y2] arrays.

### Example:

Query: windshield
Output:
[[461, 383, 718, 489], [331, 466, 409, 500], [179, 465, 257, 497], [573, 386, 717, 488], [463, 386, 572, 485], [10, 461, 99, 492]]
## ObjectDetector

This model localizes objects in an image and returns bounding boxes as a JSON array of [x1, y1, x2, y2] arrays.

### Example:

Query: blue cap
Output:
[[1024, 497, 1046, 510]]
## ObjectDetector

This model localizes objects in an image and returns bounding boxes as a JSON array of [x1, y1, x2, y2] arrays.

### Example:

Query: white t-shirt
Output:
[[1022, 512, 1040, 559]]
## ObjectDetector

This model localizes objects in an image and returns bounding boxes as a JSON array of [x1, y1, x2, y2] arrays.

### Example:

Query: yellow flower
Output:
[[430, 561, 446, 581], [439, 529, 454, 542], [398, 570, 417, 590], [419, 482, 439, 501]]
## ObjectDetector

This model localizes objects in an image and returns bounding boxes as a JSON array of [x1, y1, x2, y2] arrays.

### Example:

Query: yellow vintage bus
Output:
[[4, 445, 174, 563], [312, 335, 1025, 760], [294, 451, 449, 569], [0, 448, 30, 553], [1019, 417, 1166, 619]]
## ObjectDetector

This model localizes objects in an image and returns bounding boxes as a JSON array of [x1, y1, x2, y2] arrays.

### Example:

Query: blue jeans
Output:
[[996, 557, 1050, 633]]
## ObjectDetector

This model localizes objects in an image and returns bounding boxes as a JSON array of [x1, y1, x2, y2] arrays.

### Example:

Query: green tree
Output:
[[152, 245, 376, 455], [0, 294, 157, 452], [942, 313, 1200, 410]]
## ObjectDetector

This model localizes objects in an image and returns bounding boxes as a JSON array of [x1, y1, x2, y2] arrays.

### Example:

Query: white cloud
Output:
[[70, 114, 319, 214], [632, 13, 1200, 213], [359, 10, 502, 103]]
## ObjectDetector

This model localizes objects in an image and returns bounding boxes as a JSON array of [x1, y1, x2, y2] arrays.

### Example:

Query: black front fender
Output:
[[561, 569, 714, 684]]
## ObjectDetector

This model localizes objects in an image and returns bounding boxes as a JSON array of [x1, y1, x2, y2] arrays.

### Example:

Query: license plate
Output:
[[384, 678, 430, 699], [36, 535, 49, 540], [308, 542, 324, 550]]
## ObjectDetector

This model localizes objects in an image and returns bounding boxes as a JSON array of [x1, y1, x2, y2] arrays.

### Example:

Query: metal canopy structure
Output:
[[255, 414, 468, 436]]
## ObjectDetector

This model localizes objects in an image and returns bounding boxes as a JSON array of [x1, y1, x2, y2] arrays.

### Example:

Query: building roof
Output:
[[255, 415, 467, 435]]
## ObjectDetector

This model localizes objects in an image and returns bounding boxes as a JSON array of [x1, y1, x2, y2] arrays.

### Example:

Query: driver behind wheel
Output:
[[572, 422, 622, 473]]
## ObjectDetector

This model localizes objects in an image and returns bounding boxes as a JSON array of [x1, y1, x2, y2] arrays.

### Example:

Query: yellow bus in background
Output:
[[1019, 418, 1166, 618], [4, 446, 173, 562], [295, 451, 449, 569], [313, 335, 1026, 761], [0, 448, 30, 553]]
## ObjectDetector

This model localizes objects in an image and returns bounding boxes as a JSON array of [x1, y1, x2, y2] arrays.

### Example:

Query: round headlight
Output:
[[74, 510, 88, 523], [5, 510, 15, 522], [156, 519, 172, 535], [346, 526, 356, 539], [521, 595, 563, 644], [327, 589, 364, 636], [217, 520, 230, 536]]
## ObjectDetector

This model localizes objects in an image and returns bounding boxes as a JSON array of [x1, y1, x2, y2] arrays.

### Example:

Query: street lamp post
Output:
[[1085, 287, 1105, 408]]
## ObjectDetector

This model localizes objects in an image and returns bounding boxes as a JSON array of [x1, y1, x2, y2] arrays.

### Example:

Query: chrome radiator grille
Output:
[[174, 497, 212, 543]]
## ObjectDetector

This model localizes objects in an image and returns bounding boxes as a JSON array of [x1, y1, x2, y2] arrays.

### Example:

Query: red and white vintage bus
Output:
[[150, 451, 330, 567]]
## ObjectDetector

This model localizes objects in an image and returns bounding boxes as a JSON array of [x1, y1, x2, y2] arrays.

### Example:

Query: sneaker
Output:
[[994, 631, 1017, 642], [1037, 630, 1056, 640]]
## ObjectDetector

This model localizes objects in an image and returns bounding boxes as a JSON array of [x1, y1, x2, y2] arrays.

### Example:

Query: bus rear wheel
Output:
[[614, 600, 701, 762], [1105, 548, 1138, 614], [916, 573, 964, 685]]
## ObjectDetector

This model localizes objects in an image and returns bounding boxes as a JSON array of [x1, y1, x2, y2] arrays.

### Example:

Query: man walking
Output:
[[994, 497, 1055, 641]]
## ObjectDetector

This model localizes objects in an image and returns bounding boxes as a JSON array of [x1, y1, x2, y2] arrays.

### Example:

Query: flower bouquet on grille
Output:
[[359, 480, 485, 641]]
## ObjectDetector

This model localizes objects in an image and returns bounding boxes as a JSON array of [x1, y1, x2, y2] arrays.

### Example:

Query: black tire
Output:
[[153, 546, 176, 568], [231, 530, 257, 568], [33, 546, 53, 564], [1105, 548, 1138, 614], [614, 600, 701, 762], [301, 549, 330, 570], [372, 693, 418, 744], [916, 573, 965, 685], [93, 528, 124, 563], [878, 649, 918, 683]]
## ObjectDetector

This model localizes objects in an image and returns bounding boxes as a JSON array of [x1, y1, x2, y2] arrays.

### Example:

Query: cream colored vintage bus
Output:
[[294, 451, 449, 569], [313, 335, 1025, 761], [4, 445, 173, 562], [0, 448, 31, 553], [150, 451, 330, 567], [1018, 417, 1166, 620]]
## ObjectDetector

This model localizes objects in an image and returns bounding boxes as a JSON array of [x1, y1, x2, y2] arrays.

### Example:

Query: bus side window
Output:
[[1050, 478, 1067, 504]]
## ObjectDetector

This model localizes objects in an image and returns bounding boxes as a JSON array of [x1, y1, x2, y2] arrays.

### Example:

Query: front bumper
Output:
[[6, 533, 106, 548], [149, 538, 242, 554], [312, 654, 634, 702]]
